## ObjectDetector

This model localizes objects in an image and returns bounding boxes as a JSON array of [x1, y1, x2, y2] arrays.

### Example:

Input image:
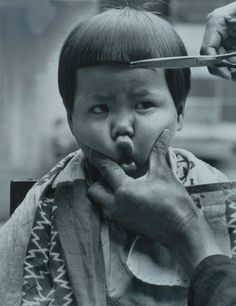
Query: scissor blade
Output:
[[130, 55, 217, 69]]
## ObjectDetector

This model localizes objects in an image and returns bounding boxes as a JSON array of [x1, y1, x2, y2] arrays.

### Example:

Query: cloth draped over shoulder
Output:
[[0, 148, 235, 306]]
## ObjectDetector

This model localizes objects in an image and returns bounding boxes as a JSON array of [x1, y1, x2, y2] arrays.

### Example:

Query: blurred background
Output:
[[1, 0, 236, 223]]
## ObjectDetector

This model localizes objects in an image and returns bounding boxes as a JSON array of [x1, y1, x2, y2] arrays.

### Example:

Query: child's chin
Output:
[[120, 161, 148, 178]]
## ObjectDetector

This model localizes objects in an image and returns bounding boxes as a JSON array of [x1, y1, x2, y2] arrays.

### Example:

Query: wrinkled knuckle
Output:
[[99, 160, 114, 174], [152, 144, 164, 155]]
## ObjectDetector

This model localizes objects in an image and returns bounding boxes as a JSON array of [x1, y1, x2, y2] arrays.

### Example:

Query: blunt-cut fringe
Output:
[[58, 7, 191, 114]]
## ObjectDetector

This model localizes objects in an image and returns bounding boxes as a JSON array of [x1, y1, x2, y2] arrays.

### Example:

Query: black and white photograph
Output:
[[1, 0, 236, 305]]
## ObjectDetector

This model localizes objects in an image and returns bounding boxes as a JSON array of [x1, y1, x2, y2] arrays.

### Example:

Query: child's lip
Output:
[[120, 161, 137, 173], [116, 137, 137, 173], [116, 136, 134, 163]]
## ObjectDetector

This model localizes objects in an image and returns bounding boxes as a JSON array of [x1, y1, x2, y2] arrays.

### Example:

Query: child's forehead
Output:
[[76, 64, 167, 93], [74, 64, 172, 106]]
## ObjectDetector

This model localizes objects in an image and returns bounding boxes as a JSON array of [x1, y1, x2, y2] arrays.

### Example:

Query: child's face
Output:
[[68, 65, 183, 178]]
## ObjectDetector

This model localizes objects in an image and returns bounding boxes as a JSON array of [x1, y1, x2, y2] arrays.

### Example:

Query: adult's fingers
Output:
[[200, 8, 229, 54], [201, 2, 236, 56], [148, 129, 172, 175], [87, 181, 114, 219], [200, 26, 221, 56], [199, 4, 236, 80], [209, 46, 232, 80], [89, 149, 127, 190], [201, 18, 232, 80]]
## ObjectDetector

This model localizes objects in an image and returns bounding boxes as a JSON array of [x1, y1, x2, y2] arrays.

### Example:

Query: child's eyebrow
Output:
[[128, 89, 160, 99], [90, 90, 152, 99], [87, 93, 116, 101], [83, 90, 165, 103], [129, 89, 151, 98]]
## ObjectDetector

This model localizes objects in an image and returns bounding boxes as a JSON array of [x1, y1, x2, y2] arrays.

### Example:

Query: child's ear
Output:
[[67, 113, 75, 136], [176, 111, 184, 131]]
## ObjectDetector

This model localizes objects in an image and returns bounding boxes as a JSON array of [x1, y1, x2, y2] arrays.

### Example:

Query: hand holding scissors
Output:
[[200, 2, 236, 80]]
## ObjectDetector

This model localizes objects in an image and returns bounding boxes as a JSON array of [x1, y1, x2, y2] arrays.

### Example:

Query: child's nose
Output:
[[111, 113, 134, 140]]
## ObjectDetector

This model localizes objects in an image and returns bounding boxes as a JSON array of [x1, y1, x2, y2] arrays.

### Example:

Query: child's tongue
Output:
[[116, 136, 137, 173]]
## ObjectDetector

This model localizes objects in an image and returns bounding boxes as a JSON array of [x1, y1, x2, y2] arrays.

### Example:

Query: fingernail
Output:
[[223, 73, 232, 80], [157, 129, 171, 148], [162, 129, 171, 140], [226, 16, 236, 24]]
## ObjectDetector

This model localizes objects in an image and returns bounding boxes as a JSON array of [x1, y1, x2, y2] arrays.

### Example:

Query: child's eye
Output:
[[91, 104, 108, 114], [136, 101, 155, 110]]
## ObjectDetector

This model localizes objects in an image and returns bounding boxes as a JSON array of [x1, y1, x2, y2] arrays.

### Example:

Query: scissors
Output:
[[130, 51, 236, 69]]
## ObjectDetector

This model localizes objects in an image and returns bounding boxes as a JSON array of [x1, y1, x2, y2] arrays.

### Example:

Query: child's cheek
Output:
[[134, 120, 176, 163], [75, 124, 113, 159]]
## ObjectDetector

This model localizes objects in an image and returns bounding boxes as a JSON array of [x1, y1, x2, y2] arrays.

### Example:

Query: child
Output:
[[0, 6, 233, 306]]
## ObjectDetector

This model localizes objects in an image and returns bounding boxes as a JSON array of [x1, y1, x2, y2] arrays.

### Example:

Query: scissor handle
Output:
[[214, 51, 236, 59], [199, 52, 236, 67], [219, 59, 236, 68]]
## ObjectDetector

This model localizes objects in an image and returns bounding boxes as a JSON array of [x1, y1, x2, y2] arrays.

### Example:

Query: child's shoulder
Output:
[[169, 147, 228, 186]]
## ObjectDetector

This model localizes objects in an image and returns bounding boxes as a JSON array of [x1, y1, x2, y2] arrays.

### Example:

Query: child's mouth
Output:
[[116, 136, 137, 173]]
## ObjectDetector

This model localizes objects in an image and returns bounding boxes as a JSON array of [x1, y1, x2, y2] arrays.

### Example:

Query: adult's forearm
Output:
[[188, 255, 236, 306]]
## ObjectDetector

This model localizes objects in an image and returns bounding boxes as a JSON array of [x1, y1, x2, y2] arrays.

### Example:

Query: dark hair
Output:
[[58, 7, 191, 115]]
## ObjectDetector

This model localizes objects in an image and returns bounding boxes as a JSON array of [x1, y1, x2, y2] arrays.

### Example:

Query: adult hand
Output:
[[87, 129, 223, 273], [201, 2, 236, 80]]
